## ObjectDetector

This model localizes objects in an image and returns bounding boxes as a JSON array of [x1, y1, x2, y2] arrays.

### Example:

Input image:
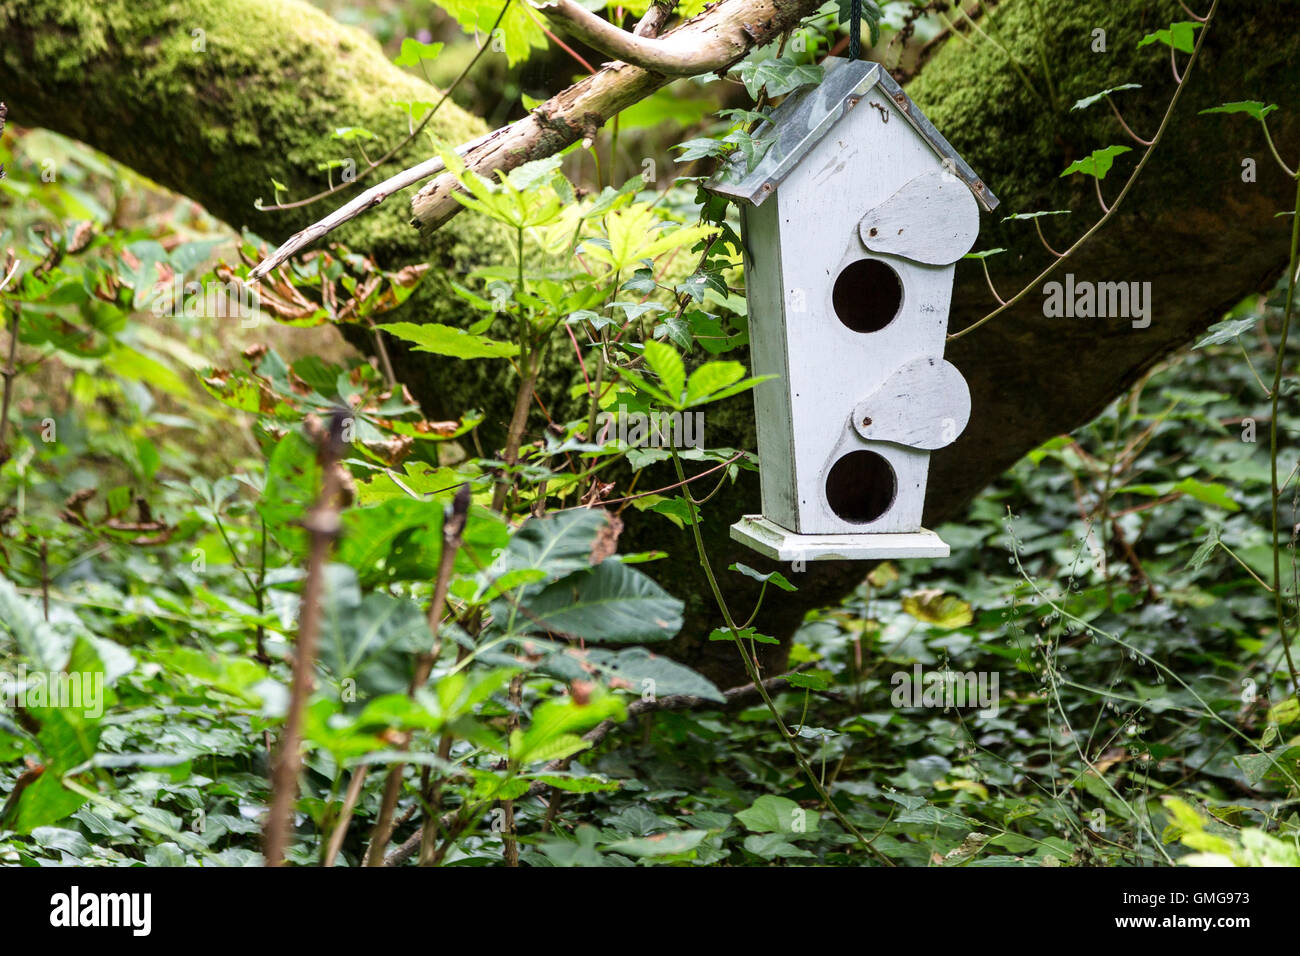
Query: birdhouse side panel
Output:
[[739, 197, 800, 531], [773, 92, 958, 534]]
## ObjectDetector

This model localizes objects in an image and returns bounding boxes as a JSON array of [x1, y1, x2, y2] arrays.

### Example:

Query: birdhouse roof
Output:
[[705, 58, 998, 212]]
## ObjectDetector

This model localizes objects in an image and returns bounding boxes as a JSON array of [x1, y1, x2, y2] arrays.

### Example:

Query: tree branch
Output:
[[527, 0, 754, 75], [410, 0, 823, 231]]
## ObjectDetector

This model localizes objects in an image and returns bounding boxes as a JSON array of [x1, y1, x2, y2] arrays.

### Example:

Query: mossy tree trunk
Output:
[[3, 0, 1299, 686]]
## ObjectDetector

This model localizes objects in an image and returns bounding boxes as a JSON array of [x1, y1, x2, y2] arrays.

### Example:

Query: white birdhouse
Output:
[[705, 58, 999, 562]]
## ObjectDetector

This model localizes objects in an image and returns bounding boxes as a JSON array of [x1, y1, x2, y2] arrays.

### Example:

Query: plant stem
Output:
[[1269, 172, 1300, 694]]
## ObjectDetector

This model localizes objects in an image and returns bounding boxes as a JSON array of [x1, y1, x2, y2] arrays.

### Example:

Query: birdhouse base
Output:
[[730, 515, 950, 562]]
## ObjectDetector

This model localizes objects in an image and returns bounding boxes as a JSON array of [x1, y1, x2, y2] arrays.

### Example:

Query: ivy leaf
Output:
[[785, 671, 831, 691], [1185, 523, 1221, 571], [1193, 315, 1259, 348], [963, 247, 1007, 260], [708, 626, 778, 645], [673, 137, 734, 163], [901, 589, 974, 629], [393, 38, 444, 67], [1001, 210, 1071, 223], [1070, 84, 1141, 112], [1060, 145, 1132, 181], [605, 829, 709, 857], [729, 561, 797, 592], [1137, 21, 1202, 54], [737, 58, 824, 99], [1200, 100, 1279, 122]]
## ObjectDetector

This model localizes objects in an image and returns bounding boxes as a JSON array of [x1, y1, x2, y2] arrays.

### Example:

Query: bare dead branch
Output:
[[248, 131, 495, 282]]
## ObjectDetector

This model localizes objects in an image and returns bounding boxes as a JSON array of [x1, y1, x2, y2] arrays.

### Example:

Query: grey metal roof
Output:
[[705, 58, 998, 212]]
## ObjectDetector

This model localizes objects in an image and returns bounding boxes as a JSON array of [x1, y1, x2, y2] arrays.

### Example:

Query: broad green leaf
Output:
[[256, 430, 321, 555], [511, 689, 626, 763], [519, 561, 684, 642], [380, 322, 519, 359], [684, 360, 744, 406], [433, 0, 547, 66], [735, 795, 820, 835], [318, 590, 430, 699], [708, 626, 778, 645], [1185, 523, 1221, 570], [744, 833, 814, 859], [494, 509, 609, 582], [785, 672, 831, 691]]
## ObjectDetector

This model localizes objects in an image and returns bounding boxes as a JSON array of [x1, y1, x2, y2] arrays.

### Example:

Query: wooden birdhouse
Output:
[[705, 58, 999, 562]]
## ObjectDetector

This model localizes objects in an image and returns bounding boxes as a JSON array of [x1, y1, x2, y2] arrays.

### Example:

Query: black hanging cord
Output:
[[849, 0, 862, 60]]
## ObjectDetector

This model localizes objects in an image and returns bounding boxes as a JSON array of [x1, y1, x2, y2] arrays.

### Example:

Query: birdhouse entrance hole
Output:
[[825, 449, 896, 523], [832, 258, 903, 333]]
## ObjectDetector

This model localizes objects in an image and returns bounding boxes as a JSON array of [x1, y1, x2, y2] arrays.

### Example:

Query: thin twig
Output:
[[980, 258, 1007, 306], [264, 411, 349, 866], [248, 130, 495, 281], [1094, 175, 1110, 214], [1033, 217, 1066, 257], [1107, 95, 1154, 146]]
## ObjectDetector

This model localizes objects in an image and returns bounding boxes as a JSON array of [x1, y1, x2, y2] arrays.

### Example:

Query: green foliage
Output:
[[1, 1, 1297, 871], [1060, 145, 1132, 181]]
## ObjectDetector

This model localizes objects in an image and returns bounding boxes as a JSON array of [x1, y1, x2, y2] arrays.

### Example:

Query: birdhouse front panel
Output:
[[779, 97, 966, 534], [707, 58, 998, 558]]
